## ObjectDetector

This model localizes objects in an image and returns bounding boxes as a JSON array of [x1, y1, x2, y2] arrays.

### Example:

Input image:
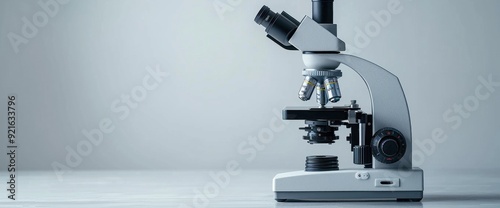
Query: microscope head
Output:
[[254, 1, 346, 53], [254, 0, 346, 107]]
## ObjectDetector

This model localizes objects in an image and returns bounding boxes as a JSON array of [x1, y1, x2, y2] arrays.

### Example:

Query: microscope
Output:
[[254, 0, 423, 202]]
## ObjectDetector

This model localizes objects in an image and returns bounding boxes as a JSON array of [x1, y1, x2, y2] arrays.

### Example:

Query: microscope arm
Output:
[[302, 53, 413, 169]]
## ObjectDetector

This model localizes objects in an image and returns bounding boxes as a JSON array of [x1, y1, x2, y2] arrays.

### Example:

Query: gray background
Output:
[[0, 0, 499, 173]]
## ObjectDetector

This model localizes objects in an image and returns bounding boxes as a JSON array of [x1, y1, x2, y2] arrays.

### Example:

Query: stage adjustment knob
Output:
[[353, 145, 372, 165], [371, 128, 406, 164]]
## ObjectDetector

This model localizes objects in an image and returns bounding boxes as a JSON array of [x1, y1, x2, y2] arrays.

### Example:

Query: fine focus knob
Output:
[[371, 128, 406, 164], [381, 139, 399, 157]]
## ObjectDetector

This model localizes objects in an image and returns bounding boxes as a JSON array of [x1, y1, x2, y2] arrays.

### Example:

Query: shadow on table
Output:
[[423, 193, 500, 202], [272, 193, 500, 207], [274, 201, 423, 208]]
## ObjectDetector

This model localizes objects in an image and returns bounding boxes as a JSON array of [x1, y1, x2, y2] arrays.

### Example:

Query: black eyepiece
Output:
[[254, 5, 300, 49], [254, 5, 273, 27]]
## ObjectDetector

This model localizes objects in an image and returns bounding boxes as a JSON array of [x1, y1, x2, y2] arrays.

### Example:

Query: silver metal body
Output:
[[302, 53, 413, 170], [273, 15, 423, 201], [289, 17, 346, 52], [274, 168, 424, 201]]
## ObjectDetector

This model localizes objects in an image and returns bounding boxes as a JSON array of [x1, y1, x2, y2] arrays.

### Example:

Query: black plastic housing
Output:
[[312, 0, 334, 24], [255, 6, 300, 50]]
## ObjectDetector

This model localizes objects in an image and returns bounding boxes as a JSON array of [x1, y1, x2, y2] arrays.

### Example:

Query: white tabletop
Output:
[[3, 169, 499, 208]]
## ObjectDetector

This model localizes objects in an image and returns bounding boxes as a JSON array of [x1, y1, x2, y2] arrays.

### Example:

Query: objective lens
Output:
[[298, 76, 318, 101], [316, 82, 327, 106], [324, 77, 341, 103]]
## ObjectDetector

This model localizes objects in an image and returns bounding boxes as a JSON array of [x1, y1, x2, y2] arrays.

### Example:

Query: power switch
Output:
[[355, 172, 370, 180]]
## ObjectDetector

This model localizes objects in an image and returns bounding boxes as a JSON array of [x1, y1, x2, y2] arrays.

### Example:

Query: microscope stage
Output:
[[282, 106, 359, 120]]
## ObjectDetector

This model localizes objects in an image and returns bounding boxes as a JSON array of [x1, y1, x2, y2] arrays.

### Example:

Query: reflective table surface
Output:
[[2, 169, 499, 208]]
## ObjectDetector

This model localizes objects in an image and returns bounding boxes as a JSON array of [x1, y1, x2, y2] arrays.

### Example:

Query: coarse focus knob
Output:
[[371, 128, 406, 164]]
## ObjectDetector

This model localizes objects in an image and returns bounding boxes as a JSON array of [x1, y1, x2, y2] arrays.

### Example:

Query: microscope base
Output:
[[273, 168, 423, 202]]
